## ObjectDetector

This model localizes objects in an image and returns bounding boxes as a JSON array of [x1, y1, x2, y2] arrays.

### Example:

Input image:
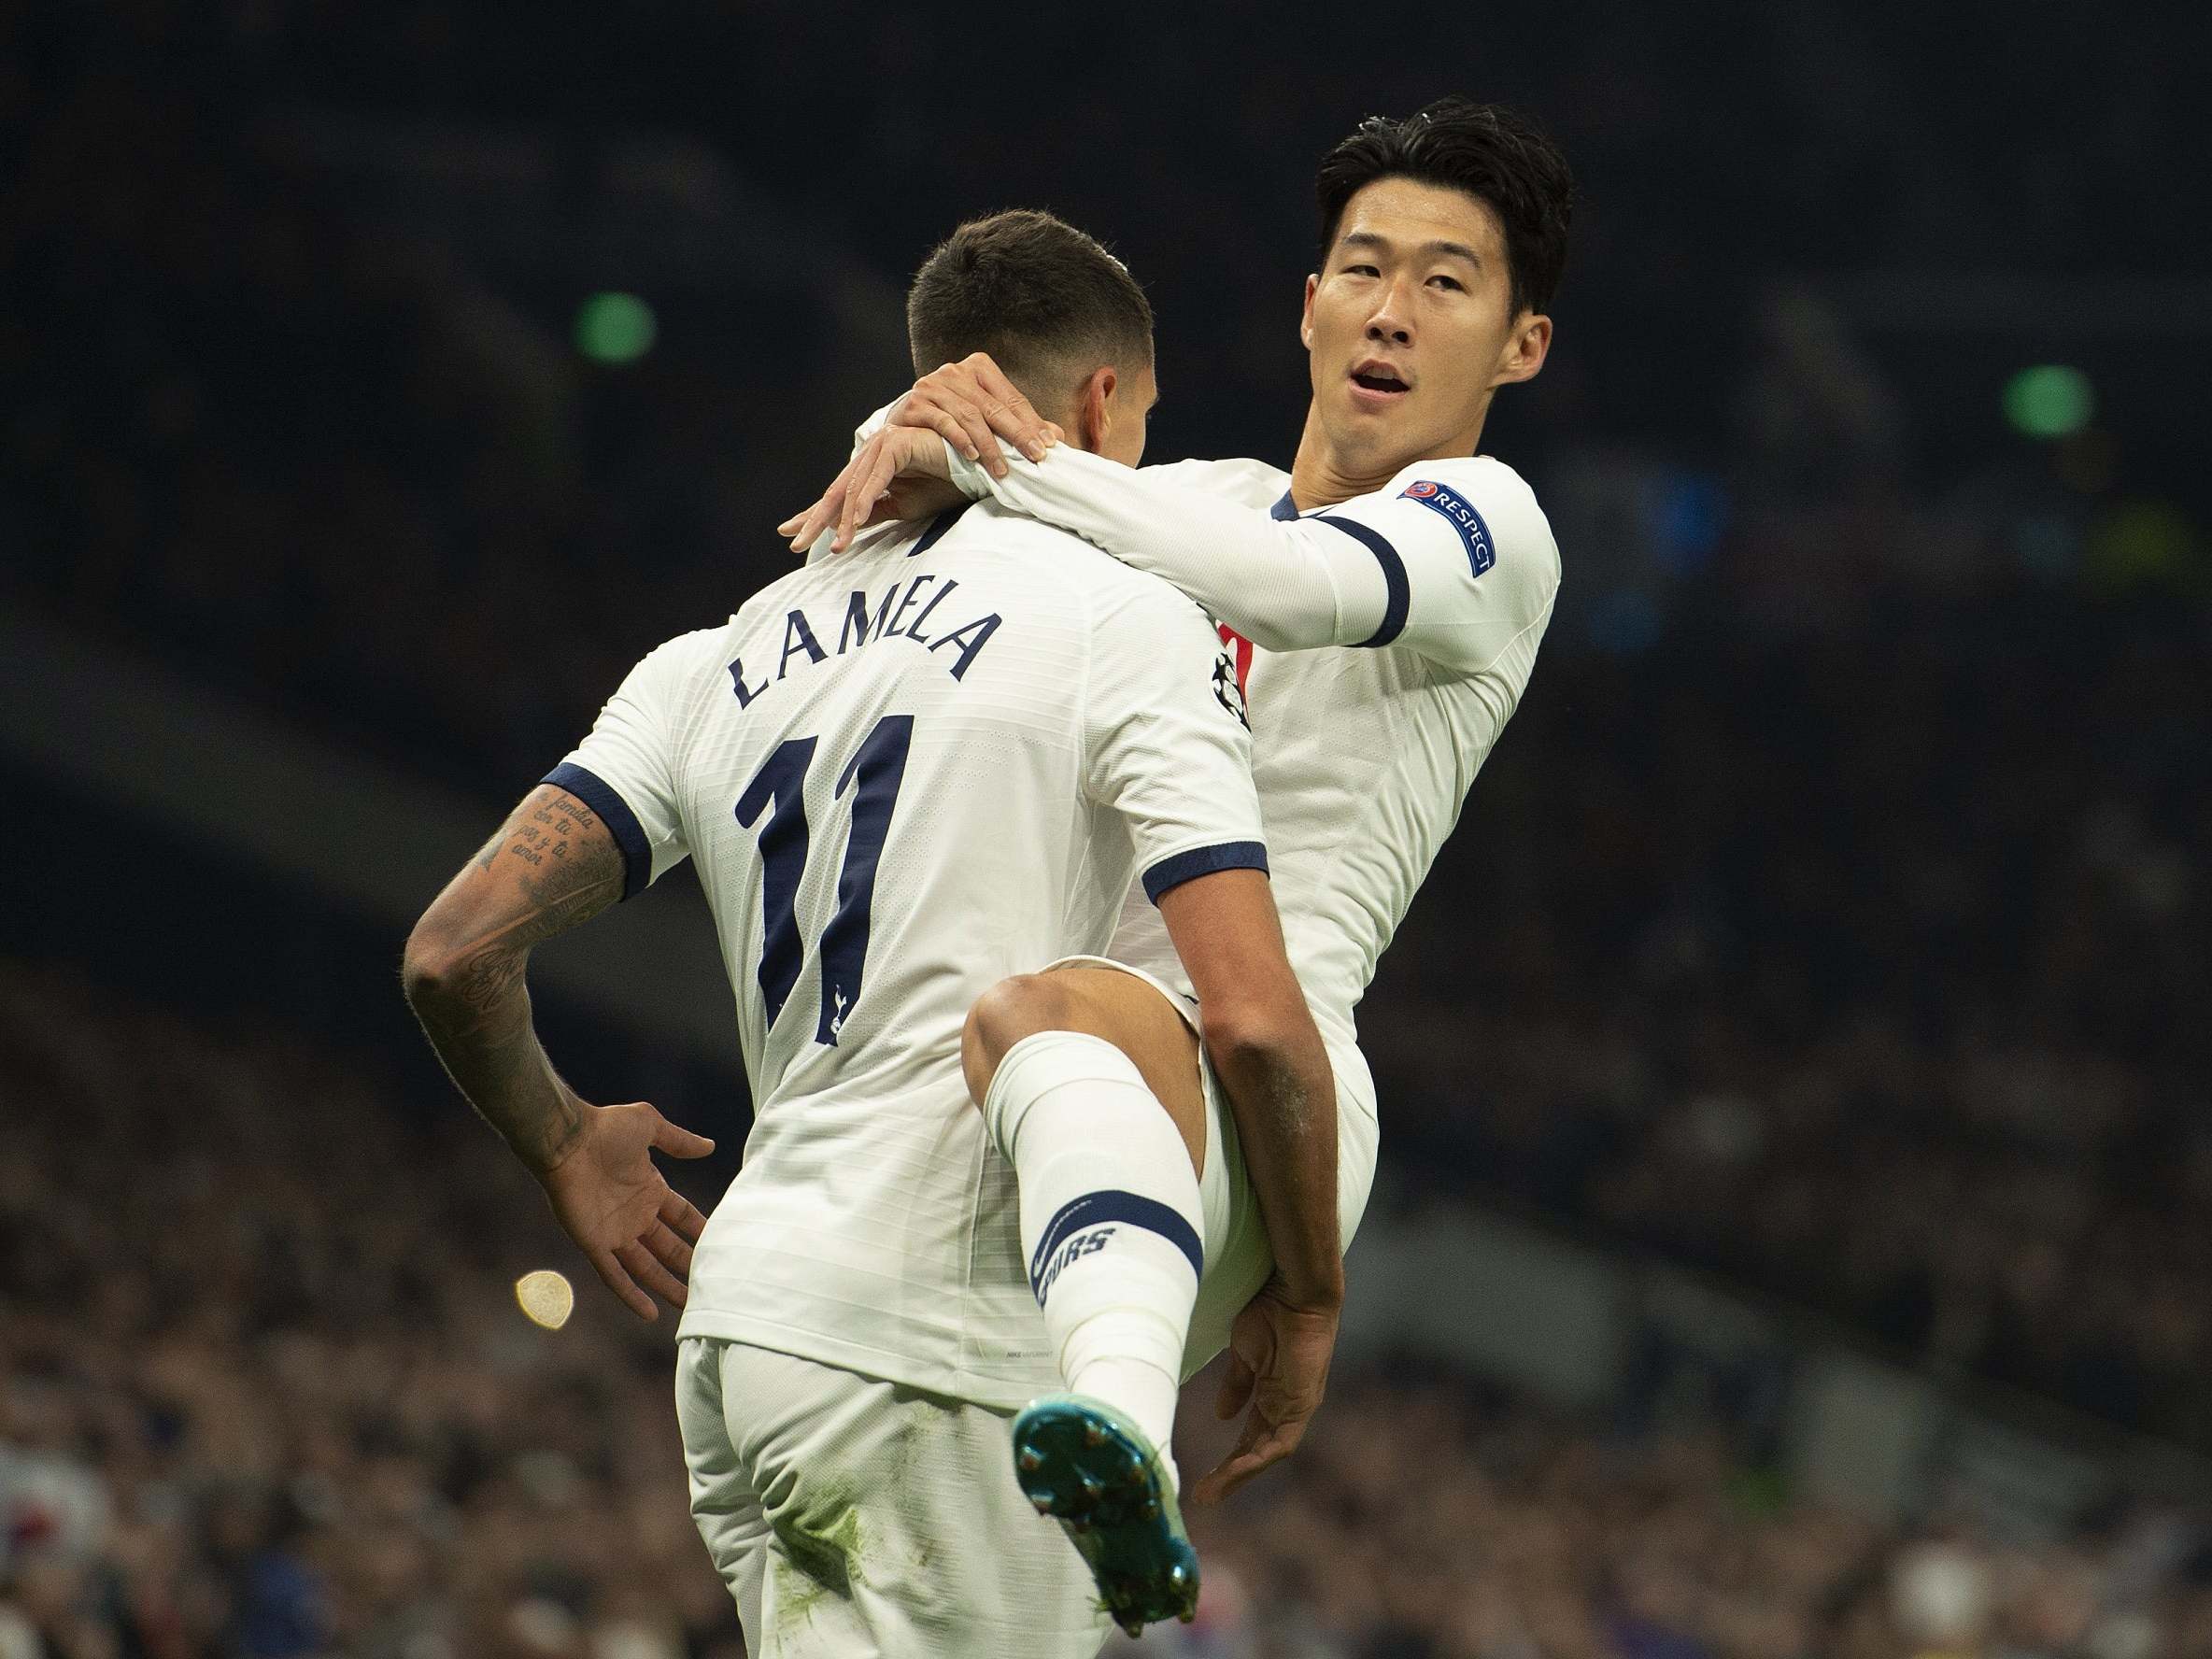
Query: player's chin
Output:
[[1329, 397, 1422, 462]]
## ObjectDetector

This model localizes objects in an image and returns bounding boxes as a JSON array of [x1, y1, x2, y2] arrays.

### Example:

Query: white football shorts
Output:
[[675, 1340, 1112, 1658]]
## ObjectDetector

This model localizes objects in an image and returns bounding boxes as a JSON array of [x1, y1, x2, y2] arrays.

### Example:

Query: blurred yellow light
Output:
[[516, 1269, 575, 1329]]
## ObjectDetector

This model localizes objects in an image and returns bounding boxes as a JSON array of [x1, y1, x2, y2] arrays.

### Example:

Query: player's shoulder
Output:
[[592, 620, 739, 730], [1140, 455, 1291, 508], [1368, 455, 1560, 583], [1090, 557, 1220, 635], [941, 503, 1217, 661], [1375, 453, 1544, 517], [942, 501, 1183, 606], [638, 619, 739, 673], [941, 497, 1095, 561]]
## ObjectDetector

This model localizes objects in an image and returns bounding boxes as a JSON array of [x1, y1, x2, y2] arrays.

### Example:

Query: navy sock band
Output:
[[1028, 1189, 1204, 1300]]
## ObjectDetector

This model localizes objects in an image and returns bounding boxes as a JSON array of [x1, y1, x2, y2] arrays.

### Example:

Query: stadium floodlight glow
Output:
[[2003, 364, 2094, 438], [575, 292, 658, 363]]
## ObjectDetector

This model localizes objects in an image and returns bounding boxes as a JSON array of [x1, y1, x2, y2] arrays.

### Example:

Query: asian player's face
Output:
[[1300, 177, 1551, 473]]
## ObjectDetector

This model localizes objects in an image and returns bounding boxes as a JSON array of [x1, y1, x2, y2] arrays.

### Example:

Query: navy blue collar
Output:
[[908, 502, 971, 556], [1269, 490, 1300, 520]]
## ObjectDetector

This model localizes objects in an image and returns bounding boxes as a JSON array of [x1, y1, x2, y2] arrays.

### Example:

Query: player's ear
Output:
[[1493, 313, 1552, 387], [1300, 274, 1318, 350], [1074, 365, 1116, 455]]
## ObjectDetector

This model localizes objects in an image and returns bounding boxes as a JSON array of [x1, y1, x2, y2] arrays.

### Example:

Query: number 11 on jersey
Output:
[[734, 715, 915, 1045]]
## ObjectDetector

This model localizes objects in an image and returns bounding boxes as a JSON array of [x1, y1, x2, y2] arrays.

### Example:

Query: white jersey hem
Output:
[[673, 1308, 1041, 1412]]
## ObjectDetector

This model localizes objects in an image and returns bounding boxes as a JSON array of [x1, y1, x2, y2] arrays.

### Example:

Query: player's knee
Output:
[[961, 973, 1078, 1107]]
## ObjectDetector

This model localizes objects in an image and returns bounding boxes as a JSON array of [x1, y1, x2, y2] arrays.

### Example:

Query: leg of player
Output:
[[963, 966, 1209, 1631], [964, 966, 1207, 1448]]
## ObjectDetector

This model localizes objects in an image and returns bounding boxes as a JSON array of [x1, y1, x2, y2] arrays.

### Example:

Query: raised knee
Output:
[[961, 973, 1074, 1106]]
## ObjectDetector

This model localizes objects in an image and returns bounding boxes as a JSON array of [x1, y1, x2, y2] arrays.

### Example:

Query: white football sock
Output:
[[985, 1030, 1203, 1468]]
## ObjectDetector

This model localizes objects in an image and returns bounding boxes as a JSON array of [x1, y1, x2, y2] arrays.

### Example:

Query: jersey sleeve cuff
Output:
[[1315, 516, 1410, 648], [1141, 840, 1269, 905], [544, 761, 651, 901]]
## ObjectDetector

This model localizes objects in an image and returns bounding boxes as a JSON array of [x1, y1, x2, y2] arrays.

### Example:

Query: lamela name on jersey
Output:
[[728, 571, 1003, 707]]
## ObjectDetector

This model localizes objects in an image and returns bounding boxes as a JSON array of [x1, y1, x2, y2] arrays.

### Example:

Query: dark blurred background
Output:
[[4, 4, 2210, 1656]]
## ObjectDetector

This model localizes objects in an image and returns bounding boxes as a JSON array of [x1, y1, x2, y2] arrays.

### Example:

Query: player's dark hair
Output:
[[906, 210, 1154, 408], [1315, 98, 1575, 319]]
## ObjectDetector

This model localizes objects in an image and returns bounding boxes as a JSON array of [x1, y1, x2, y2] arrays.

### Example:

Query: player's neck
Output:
[[1284, 403, 1490, 512]]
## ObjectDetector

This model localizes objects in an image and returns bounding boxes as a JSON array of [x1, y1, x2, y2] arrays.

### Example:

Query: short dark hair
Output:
[[905, 210, 1154, 407], [1314, 99, 1575, 319]]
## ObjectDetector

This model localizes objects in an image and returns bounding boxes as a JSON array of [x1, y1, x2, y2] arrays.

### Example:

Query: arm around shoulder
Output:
[[955, 443, 1361, 652], [957, 444, 1558, 674]]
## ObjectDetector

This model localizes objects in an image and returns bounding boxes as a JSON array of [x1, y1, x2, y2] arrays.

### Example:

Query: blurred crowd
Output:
[[0, 959, 735, 1659], [1371, 572, 2209, 1446], [1137, 1371, 2212, 1659], [9, 957, 2212, 1659]]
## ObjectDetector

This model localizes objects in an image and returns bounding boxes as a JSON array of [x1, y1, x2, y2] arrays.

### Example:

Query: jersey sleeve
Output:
[[1081, 580, 1269, 905], [945, 444, 1560, 677], [544, 633, 704, 900], [1315, 457, 1562, 675]]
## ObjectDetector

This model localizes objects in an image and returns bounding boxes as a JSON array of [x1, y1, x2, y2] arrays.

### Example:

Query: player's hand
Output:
[[1192, 1276, 1340, 1503], [776, 352, 1065, 555], [889, 352, 1056, 481], [778, 426, 964, 556], [537, 1100, 715, 1322]]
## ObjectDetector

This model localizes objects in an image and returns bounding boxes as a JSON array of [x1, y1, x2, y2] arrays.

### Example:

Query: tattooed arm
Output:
[[404, 785, 620, 1170], [403, 784, 715, 1318]]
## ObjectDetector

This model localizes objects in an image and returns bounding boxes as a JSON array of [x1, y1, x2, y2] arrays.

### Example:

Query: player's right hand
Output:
[[537, 1100, 715, 1322], [891, 352, 1056, 480], [1192, 1277, 1340, 1504]]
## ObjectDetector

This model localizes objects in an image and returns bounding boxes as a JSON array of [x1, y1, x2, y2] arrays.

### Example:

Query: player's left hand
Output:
[[537, 1100, 715, 1322], [779, 426, 960, 555], [779, 417, 1067, 557], [1191, 1276, 1340, 1503]]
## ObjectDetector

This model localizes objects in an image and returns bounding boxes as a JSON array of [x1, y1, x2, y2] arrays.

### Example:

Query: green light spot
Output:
[[575, 292, 657, 363], [2004, 364, 2094, 438]]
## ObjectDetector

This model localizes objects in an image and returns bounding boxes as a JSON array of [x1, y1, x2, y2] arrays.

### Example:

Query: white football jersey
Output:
[[946, 446, 1562, 1122], [552, 502, 1266, 1406]]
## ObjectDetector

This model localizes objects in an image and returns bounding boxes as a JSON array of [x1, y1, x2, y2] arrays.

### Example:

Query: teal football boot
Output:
[[1011, 1394, 1198, 1637]]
